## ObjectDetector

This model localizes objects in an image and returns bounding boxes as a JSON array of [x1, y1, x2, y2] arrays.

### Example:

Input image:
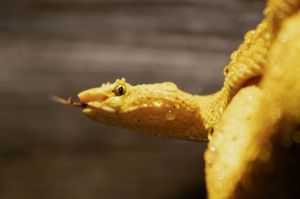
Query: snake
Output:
[[54, 0, 300, 198], [54, 0, 296, 142]]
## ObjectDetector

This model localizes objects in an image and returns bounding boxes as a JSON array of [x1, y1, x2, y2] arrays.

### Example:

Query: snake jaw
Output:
[[77, 88, 117, 113]]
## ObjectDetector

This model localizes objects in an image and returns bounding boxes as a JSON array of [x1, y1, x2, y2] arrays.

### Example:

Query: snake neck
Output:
[[197, 88, 232, 135], [195, 3, 278, 134]]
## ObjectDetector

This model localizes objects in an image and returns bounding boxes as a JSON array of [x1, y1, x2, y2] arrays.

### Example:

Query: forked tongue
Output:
[[51, 95, 86, 108]]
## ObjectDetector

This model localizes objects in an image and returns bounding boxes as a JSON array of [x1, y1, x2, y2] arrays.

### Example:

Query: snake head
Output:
[[78, 78, 134, 114], [77, 78, 181, 117], [55, 78, 205, 141]]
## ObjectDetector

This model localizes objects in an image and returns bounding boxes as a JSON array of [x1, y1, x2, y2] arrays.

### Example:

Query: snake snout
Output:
[[78, 88, 109, 105]]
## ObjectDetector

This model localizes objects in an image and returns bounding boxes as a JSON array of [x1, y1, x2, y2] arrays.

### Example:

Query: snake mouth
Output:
[[77, 88, 118, 113], [53, 87, 118, 113]]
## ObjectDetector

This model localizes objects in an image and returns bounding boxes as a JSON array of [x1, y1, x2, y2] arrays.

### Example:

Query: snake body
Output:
[[56, 0, 291, 141], [56, 0, 300, 198]]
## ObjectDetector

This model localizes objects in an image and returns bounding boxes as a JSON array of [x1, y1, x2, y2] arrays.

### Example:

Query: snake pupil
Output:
[[118, 86, 124, 95]]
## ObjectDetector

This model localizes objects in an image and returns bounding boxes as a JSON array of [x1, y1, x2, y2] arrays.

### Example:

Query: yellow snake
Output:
[[55, 0, 300, 198], [55, 0, 296, 141]]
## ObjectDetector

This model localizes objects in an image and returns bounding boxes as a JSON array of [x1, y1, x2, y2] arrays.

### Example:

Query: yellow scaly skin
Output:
[[77, 79, 208, 141], [56, 0, 300, 198], [56, 0, 293, 141], [204, 0, 300, 198]]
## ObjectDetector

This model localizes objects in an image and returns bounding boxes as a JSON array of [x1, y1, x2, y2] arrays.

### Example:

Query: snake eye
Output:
[[114, 84, 126, 96]]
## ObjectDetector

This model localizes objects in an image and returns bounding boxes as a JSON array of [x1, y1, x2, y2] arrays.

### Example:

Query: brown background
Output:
[[0, 0, 263, 198]]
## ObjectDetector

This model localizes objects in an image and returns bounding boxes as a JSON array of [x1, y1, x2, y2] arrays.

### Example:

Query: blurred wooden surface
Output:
[[0, 0, 264, 199]]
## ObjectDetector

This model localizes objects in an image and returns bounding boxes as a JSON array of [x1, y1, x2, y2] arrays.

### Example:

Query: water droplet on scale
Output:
[[210, 145, 216, 152], [218, 106, 224, 114], [153, 100, 163, 107], [165, 110, 176, 121]]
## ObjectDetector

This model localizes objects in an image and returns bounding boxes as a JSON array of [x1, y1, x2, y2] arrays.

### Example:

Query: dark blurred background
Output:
[[0, 0, 264, 198]]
